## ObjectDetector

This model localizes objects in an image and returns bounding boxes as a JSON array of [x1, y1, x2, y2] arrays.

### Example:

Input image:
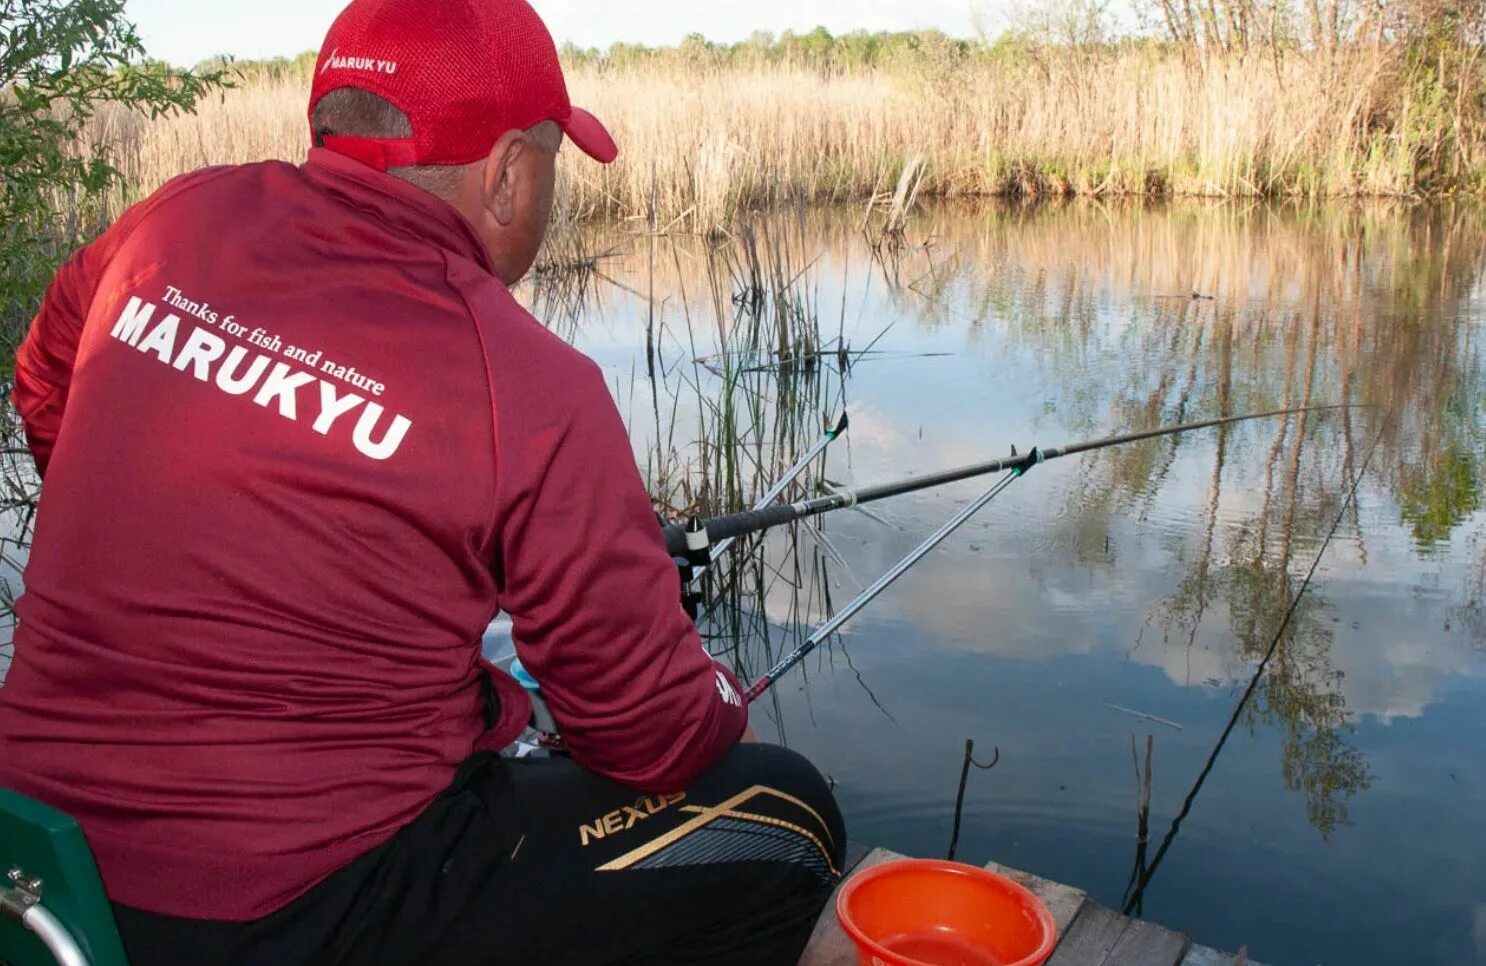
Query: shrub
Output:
[[0, 0, 226, 364]]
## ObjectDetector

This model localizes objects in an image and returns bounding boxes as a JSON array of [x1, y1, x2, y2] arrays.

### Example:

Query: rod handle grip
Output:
[[661, 503, 801, 556]]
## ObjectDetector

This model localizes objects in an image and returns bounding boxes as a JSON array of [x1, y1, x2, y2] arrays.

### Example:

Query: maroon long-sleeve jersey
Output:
[[0, 148, 747, 921]]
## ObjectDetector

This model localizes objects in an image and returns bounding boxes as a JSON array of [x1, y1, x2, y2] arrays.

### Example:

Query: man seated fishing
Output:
[[0, 0, 845, 962]]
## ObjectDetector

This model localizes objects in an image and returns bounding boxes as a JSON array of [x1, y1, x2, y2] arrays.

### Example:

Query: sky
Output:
[[125, 0, 991, 67]]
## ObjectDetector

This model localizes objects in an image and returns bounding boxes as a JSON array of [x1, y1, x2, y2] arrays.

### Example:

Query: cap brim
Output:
[[563, 106, 618, 164]]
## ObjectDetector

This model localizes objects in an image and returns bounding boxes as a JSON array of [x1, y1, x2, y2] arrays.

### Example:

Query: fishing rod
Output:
[[665, 405, 1353, 560], [524, 404, 1354, 750], [736, 403, 1358, 703]]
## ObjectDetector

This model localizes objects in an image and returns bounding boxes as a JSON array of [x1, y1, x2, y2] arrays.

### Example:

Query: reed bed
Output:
[[86, 43, 1484, 231]]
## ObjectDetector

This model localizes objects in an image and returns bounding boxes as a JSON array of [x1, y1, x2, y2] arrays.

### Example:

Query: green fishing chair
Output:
[[0, 785, 127, 966]]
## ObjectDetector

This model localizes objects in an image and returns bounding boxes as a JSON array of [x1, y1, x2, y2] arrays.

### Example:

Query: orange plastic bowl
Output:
[[836, 859, 1057, 966]]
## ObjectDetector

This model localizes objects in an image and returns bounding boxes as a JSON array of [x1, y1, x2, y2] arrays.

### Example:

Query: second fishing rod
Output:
[[665, 405, 1353, 561], [720, 404, 1356, 704]]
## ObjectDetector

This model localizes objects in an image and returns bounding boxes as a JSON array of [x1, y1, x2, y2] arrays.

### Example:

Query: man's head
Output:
[[311, 88, 565, 283], [307, 0, 616, 284]]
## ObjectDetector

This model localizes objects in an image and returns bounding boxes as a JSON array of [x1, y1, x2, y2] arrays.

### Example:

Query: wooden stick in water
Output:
[[946, 738, 1000, 862]]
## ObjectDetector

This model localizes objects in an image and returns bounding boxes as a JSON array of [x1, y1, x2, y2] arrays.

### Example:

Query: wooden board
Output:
[[983, 860, 1088, 936], [1106, 915, 1189, 965], [1046, 903, 1131, 966], [1046, 901, 1188, 966], [798, 847, 903, 966], [841, 839, 874, 876]]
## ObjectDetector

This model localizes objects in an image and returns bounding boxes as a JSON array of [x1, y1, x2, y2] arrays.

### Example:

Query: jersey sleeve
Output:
[[488, 339, 748, 793], [12, 223, 121, 476]]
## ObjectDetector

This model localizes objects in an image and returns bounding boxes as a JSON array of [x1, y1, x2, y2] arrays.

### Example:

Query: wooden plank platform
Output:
[[1045, 901, 1189, 966], [800, 848, 1267, 966], [800, 846, 899, 966], [985, 859, 1087, 934]]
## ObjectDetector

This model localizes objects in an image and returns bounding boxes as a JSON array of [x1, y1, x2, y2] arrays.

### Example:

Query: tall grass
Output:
[[84, 40, 1486, 230]]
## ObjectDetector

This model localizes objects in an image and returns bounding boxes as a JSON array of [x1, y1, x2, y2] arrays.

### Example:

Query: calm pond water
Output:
[[525, 200, 1486, 965], [2, 199, 1484, 964]]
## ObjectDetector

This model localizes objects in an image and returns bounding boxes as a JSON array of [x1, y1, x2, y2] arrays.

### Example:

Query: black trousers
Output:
[[113, 744, 847, 965]]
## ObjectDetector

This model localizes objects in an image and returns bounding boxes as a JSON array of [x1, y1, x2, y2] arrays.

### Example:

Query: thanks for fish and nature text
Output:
[[109, 284, 412, 461]]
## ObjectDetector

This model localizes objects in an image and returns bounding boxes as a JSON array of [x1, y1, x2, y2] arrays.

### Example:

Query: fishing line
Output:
[[1122, 423, 1386, 915]]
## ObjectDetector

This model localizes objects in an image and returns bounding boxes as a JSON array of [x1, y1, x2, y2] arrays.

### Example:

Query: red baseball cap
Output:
[[308, 0, 617, 171]]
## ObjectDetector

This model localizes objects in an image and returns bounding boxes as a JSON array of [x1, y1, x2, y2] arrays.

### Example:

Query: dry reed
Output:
[[85, 45, 1479, 230]]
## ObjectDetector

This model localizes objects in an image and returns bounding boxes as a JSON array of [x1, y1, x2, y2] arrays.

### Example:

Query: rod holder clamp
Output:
[[1, 866, 42, 923]]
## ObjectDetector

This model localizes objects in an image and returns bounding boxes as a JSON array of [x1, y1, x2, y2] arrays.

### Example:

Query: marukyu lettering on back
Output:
[[109, 291, 413, 461]]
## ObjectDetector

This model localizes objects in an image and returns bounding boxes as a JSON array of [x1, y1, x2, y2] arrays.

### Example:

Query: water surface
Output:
[[530, 200, 1486, 966]]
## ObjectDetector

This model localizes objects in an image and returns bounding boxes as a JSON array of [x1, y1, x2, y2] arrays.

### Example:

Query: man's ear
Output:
[[481, 130, 527, 227]]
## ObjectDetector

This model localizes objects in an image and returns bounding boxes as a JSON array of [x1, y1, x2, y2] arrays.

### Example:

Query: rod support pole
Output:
[[746, 469, 1021, 703]]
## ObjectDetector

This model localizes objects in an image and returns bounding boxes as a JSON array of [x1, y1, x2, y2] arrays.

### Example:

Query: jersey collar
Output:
[[301, 147, 496, 276]]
